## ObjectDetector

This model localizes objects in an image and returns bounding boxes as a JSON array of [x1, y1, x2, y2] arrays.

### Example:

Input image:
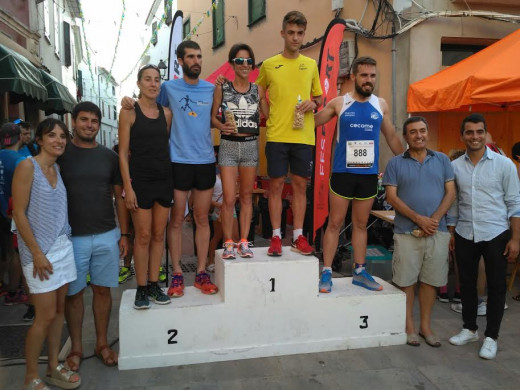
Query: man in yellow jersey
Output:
[[256, 10, 322, 257]]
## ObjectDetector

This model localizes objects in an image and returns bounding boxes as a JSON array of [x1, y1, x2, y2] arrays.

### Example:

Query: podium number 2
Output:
[[168, 329, 178, 344], [359, 316, 368, 329], [270, 278, 275, 292]]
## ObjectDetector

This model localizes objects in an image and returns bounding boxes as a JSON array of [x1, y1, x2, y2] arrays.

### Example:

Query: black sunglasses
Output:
[[232, 57, 253, 66]]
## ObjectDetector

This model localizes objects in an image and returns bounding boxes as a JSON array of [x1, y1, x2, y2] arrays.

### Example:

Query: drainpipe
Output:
[[391, 23, 397, 128]]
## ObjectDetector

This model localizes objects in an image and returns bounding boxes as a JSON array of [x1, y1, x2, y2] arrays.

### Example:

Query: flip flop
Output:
[[46, 364, 81, 389], [65, 351, 82, 372], [419, 332, 441, 347], [512, 294, 520, 302], [95, 344, 118, 366], [407, 333, 420, 347]]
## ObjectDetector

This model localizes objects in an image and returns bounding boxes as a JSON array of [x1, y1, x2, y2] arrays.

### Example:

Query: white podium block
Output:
[[119, 247, 406, 370]]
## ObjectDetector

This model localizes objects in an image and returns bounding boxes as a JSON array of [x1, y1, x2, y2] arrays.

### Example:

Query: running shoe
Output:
[[0, 281, 8, 297], [438, 292, 450, 303], [222, 240, 236, 259], [118, 266, 133, 284], [237, 240, 254, 258], [267, 236, 282, 257], [319, 269, 333, 293], [4, 290, 29, 305], [194, 272, 218, 295], [291, 235, 313, 255], [352, 268, 383, 291], [159, 266, 167, 282], [147, 283, 171, 305], [167, 273, 185, 298], [134, 288, 151, 310], [452, 292, 461, 303], [22, 305, 35, 322]]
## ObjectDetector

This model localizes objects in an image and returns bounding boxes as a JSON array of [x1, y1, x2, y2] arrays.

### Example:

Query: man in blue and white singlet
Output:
[[315, 56, 403, 293]]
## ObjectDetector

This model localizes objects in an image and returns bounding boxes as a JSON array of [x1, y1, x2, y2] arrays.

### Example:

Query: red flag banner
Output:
[[313, 19, 346, 240]]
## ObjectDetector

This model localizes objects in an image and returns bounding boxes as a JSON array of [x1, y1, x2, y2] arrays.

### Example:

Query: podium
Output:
[[119, 248, 406, 370]]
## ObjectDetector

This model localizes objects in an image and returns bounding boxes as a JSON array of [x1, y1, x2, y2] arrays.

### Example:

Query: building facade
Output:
[[0, 0, 82, 131]]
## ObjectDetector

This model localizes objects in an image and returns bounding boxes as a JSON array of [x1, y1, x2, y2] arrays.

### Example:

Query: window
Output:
[[54, 0, 60, 57], [112, 86, 115, 96], [440, 37, 496, 66], [165, 0, 173, 25], [151, 21, 158, 46], [63, 21, 71, 67], [43, 0, 50, 41], [248, 0, 265, 26], [212, 0, 225, 48], [183, 17, 191, 39], [113, 105, 117, 120]]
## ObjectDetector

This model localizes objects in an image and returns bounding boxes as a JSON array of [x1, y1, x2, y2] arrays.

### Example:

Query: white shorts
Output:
[[22, 235, 77, 294]]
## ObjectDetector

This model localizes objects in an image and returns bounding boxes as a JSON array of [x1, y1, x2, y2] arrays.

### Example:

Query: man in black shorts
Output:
[[256, 11, 323, 256], [315, 56, 403, 292]]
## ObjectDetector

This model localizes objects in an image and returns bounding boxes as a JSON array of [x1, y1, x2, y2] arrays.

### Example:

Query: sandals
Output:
[[95, 344, 118, 366], [65, 351, 83, 372], [419, 332, 441, 347], [407, 333, 420, 347], [513, 294, 520, 302], [22, 379, 51, 390], [46, 364, 81, 389]]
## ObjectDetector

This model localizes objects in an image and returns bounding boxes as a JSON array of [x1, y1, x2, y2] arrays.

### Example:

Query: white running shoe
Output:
[[449, 329, 479, 346], [479, 337, 497, 360]]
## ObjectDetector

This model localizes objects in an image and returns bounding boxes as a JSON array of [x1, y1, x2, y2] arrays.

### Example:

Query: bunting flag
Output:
[[313, 19, 347, 240], [168, 10, 184, 80]]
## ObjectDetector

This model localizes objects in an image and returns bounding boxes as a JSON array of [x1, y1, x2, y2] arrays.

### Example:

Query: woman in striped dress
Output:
[[13, 118, 80, 390]]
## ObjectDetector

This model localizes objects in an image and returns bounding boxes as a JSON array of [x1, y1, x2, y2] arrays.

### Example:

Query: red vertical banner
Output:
[[313, 20, 346, 240]]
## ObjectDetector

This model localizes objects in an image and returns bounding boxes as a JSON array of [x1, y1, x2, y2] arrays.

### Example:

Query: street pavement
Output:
[[2, 222, 520, 390]]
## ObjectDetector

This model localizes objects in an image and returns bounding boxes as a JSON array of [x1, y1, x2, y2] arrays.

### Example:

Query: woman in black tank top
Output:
[[118, 65, 173, 309]]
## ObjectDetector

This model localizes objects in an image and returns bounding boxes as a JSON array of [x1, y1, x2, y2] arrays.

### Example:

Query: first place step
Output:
[[119, 247, 406, 370]]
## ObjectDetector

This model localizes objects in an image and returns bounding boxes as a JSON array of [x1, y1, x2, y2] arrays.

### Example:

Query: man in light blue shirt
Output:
[[447, 113, 520, 360]]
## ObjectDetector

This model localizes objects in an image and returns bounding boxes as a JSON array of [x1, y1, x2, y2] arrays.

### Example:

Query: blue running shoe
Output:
[[352, 268, 383, 291], [319, 269, 333, 293]]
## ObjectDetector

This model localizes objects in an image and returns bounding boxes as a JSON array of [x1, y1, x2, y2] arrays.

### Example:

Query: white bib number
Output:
[[346, 140, 374, 168]]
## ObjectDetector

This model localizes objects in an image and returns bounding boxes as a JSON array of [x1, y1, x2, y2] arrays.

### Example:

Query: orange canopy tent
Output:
[[407, 28, 520, 112]]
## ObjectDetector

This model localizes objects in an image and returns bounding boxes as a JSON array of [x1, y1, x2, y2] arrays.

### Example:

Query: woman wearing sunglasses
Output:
[[211, 43, 266, 259], [118, 64, 173, 309]]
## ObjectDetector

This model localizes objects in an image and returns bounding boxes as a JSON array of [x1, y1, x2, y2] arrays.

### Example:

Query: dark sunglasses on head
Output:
[[232, 57, 253, 66]]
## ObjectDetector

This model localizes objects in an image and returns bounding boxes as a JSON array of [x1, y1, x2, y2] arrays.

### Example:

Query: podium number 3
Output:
[[270, 278, 275, 292], [359, 316, 368, 329], [168, 329, 178, 344]]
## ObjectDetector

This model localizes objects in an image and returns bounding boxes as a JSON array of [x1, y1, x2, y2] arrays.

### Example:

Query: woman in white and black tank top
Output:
[[211, 43, 268, 259], [13, 118, 81, 389]]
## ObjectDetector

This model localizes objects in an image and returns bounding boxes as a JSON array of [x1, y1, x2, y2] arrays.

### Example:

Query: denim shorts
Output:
[[68, 227, 120, 296]]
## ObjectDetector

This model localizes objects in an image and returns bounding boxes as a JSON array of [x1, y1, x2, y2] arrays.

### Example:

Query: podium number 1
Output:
[[270, 278, 275, 292]]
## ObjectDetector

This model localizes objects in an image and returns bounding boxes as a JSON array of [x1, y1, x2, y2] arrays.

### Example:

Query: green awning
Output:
[[0, 44, 48, 101], [39, 70, 77, 114]]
